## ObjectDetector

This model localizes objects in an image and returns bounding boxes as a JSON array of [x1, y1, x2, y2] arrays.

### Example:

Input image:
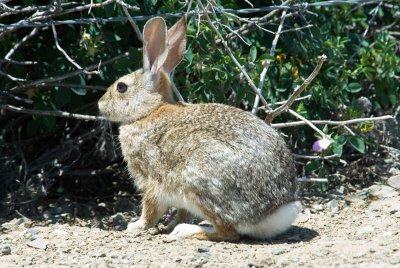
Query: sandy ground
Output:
[[1, 180, 399, 268]]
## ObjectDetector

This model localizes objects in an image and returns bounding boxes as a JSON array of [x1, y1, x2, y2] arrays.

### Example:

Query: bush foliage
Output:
[[0, 0, 399, 213]]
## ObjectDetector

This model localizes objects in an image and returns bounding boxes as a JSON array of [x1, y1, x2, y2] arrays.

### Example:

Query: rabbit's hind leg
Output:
[[127, 193, 168, 233], [168, 222, 239, 242]]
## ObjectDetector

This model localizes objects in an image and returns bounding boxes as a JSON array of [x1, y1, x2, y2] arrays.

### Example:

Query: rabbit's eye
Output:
[[116, 82, 128, 93]]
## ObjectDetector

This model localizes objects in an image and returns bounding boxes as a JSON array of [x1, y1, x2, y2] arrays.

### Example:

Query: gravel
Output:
[[0, 184, 399, 267]]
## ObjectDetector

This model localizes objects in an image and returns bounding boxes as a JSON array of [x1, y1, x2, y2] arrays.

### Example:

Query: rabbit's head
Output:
[[98, 16, 186, 123]]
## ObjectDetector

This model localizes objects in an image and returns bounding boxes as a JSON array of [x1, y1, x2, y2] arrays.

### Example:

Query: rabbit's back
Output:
[[119, 103, 296, 224]]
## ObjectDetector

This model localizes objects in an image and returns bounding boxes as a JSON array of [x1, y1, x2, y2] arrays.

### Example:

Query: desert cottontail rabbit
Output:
[[98, 16, 300, 242]]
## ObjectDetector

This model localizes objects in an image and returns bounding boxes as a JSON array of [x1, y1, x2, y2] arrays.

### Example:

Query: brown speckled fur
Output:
[[98, 16, 298, 241]]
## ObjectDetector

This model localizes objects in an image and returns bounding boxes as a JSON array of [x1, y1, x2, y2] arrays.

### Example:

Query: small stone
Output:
[[50, 229, 67, 237], [388, 175, 400, 190], [272, 248, 287, 255], [1, 245, 11, 255], [111, 213, 127, 227], [1, 218, 25, 229], [368, 185, 398, 199], [29, 228, 39, 236], [356, 225, 375, 235], [314, 249, 330, 257], [93, 252, 106, 257], [337, 186, 346, 195], [389, 168, 400, 175], [311, 204, 324, 212], [326, 199, 339, 209], [26, 237, 47, 250], [197, 247, 209, 253], [173, 257, 182, 263]]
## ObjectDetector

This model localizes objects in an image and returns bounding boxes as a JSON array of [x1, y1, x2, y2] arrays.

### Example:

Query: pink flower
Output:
[[312, 139, 331, 152]]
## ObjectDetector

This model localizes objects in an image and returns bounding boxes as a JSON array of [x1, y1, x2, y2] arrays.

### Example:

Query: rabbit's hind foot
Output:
[[167, 223, 239, 242]]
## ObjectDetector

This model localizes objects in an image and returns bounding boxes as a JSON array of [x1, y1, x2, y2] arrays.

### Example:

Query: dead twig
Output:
[[267, 55, 327, 122], [1, 104, 105, 121], [9, 52, 129, 94], [272, 115, 394, 128], [252, 6, 290, 114], [198, 0, 271, 110]]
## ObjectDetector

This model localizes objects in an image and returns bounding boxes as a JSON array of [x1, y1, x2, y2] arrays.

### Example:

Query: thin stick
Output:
[[0, 69, 26, 82], [0, 90, 33, 104], [272, 115, 394, 128], [267, 55, 327, 121], [0, 58, 37, 65], [297, 177, 328, 183], [10, 52, 129, 94], [51, 23, 96, 74], [288, 108, 326, 137], [292, 153, 338, 159], [273, 95, 311, 105], [252, 7, 289, 114], [1, 104, 105, 121], [4, 28, 39, 60], [118, 0, 143, 42], [171, 82, 185, 103], [197, 0, 271, 111]]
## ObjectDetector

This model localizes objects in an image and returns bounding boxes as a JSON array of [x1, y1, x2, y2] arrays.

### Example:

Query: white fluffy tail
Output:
[[238, 201, 302, 239]]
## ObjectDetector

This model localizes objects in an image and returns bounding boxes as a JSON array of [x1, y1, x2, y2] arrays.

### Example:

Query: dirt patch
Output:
[[1, 182, 399, 267]]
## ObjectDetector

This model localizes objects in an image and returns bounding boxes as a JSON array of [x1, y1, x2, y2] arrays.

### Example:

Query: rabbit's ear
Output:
[[163, 16, 187, 73], [143, 17, 168, 75]]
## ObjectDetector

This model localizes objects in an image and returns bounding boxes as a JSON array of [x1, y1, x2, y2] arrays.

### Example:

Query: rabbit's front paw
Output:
[[126, 218, 146, 233]]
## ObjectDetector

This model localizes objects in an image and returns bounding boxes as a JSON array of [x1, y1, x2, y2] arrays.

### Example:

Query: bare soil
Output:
[[0, 180, 399, 268]]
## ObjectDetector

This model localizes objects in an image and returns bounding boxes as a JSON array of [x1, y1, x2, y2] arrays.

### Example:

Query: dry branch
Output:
[[1, 104, 105, 121], [197, 0, 271, 110], [272, 115, 395, 128], [267, 55, 327, 121], [9, 52, 129, 94]]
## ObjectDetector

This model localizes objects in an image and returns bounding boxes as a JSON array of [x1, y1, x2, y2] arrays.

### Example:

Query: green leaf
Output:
[[39, 115, 56, 131], [336, 135, 348, 146], [332, 144, 343, 157], [249, 46, 257, 62], [344, 82, 363, 93], [185, 49, 193, 64], [349, 136, 366, 153], [71, 88, 87, 96], [305, 160, 322, 172], [259, 54, 275, 62]]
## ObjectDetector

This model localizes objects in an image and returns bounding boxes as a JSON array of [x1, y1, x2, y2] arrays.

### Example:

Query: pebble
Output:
[[356, 225, 375, 235], [326, 199, 339, 210], [311, 204, 324, 213], [1, 245, 11, 255], [93, 252, 106, 258], [271, 248, 287, 255], [50, 229, 67, 237], [389, 168, 400, 175], [1, 218, 26, 229], [26, 238, 47, 250], [368, 185, 398, 199], [197, 247, 209, 253], [387, 175, 400, 190], [111, 213, 127, 227], [173, 257, 182, 263]]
